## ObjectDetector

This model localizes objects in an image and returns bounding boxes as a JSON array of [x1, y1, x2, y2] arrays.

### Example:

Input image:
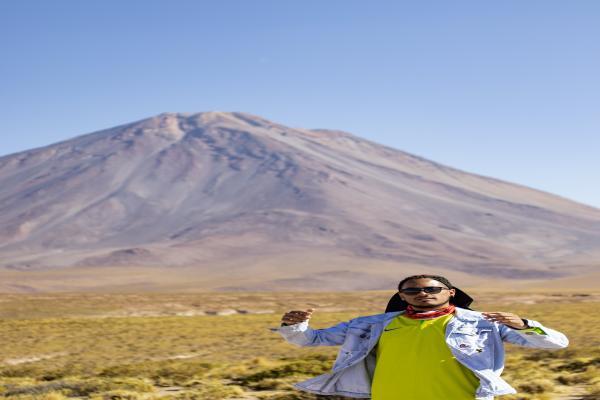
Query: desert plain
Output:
[[0, 289, 598, 400]]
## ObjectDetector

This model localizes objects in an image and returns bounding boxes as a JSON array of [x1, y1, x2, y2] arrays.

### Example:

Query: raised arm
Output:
[[483, 311, 569, 349], [271, 308, 350, 347]]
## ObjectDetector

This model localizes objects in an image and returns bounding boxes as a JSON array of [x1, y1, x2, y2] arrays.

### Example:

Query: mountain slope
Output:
[[0, 112, 598, 291]]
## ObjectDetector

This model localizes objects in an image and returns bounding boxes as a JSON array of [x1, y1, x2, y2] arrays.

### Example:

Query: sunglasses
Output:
[[399, 287, 451, 295]]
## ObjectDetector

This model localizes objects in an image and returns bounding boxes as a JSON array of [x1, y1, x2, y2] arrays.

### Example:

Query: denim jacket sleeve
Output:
[[498, 318, 568, 349], [271, 320, 350, 347]]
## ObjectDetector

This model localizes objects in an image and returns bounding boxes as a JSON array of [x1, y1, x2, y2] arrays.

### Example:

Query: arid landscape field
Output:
[[0, 290, 598, 400], [3, 3, 599, 400]]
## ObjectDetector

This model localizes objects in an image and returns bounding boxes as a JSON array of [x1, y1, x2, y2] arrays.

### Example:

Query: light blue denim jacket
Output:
[[272, 307, 568, 399]]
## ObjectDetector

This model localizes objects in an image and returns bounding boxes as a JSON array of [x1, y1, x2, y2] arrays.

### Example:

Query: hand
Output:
[[281, 308, 315, 326], [482, 311, 527, 329]]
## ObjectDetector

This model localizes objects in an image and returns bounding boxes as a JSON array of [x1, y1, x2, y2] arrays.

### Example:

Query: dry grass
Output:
[[0, 291, 598, 399]]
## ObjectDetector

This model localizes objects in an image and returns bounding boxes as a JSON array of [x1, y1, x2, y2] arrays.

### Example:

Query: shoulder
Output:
[[455, 307, 482, 319], [348, 311, 402, 326], [455, 307, 496, 328]]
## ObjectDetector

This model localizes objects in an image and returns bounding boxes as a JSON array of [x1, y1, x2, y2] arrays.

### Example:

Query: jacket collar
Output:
[[454, 307, 479, 321], [385, 306, 479, 322]]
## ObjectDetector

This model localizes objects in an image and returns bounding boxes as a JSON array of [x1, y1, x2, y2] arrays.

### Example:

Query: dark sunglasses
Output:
[[399, 286, 451, 295]]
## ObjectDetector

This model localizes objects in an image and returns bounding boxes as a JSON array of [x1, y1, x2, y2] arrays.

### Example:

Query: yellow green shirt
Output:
[[371, 313, 480, 400]]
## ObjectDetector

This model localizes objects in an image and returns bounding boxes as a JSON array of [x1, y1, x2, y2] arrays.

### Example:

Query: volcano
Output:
[[0, 112, 598, 292]]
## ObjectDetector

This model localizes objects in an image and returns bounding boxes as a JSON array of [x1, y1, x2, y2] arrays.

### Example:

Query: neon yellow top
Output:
[[371, 313, 480, 400]]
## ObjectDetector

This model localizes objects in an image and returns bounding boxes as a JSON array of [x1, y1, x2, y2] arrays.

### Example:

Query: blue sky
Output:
[[1, 1, 599, 207]]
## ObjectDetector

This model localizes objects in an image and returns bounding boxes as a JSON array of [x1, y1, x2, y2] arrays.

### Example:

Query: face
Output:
[[398, 278, 456, 309]]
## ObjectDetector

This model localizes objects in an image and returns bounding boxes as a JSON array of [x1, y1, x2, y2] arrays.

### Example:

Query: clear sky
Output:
[[1, 1, 599, 207]]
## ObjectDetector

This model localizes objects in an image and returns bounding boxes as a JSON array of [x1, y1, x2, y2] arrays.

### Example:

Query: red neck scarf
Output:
[[404, 304, 456, 319]]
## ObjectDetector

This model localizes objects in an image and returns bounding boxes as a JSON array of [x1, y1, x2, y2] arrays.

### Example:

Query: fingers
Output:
[[281, 309, 315, 325], [483, 315, 512, 323], [482, 312, 525, 329], [482, 312, 512, 320], [482, 312, 513, 316], [482, 312, 517, 319]]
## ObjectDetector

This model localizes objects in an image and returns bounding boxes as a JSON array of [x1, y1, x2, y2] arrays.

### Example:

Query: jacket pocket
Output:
[[455, 328, 492, 354], [475, 328, 493, 347], [341, 326, 371, 352], [455, 328, 495, 371]]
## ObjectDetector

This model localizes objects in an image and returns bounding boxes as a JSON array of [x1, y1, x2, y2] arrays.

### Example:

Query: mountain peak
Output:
[[132, 111, 282, 136]]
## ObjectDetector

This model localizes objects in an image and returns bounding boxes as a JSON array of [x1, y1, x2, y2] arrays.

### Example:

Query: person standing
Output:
[[273, 274, 568, 399]]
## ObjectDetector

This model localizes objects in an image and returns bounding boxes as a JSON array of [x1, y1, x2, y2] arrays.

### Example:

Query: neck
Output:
[[409, 302, 451, 312]]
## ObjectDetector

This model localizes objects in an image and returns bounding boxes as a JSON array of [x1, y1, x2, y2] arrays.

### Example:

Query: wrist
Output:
[[515, 318, 530, 330]]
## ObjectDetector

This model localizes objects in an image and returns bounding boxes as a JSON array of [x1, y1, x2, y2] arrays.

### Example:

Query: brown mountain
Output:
[[0, 112, 599, 292]]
